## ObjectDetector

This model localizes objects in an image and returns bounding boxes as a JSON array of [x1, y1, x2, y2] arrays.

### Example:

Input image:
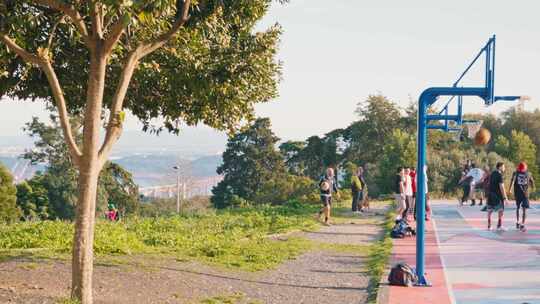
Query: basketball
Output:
[[474, 128, 491, 145], [320, 181, 330, 191]]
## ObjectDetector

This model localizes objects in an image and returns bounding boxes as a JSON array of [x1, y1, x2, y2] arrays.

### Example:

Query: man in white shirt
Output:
[[404, 167, 414, 220]]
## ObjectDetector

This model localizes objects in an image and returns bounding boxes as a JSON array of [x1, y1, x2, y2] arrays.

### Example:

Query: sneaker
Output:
[[520, 225, 527, 232], [487, 226, 492, 231], [516, 223, 521, 230], [497, 226, 507, 232]]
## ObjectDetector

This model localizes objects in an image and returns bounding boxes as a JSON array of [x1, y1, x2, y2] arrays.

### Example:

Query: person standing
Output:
[[394, 167, 406, 221], [509, 162, 535, 231], [410, 168, 417, 200], [404, 167, 414, 220], [318, 167, 338, 226], [486, 162, 509, 231], [351, 166, 367, 213], [351, 167, 363, 213], [414, 165, 431, 221]]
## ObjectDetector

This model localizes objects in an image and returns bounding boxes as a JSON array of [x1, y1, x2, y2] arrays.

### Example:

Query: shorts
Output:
[[516, 196, 530, 209], [321, 195, 332, 207], [486, 203, 504, 212]]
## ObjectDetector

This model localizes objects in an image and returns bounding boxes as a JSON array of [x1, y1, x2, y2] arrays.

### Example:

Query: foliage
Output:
[[16, 180, 49, 220], [0, 1, 283, 134], [212, 118, 289, 208], [378, 129, 417, 194], [0, 201, 318, 271], [0, 163, 21, 223]]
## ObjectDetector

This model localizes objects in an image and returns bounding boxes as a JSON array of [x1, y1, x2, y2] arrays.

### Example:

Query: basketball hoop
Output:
[[463, 120, 483, 139]]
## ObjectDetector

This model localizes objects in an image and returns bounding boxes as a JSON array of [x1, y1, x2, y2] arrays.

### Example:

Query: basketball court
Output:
[[383, 201, 540, 304]]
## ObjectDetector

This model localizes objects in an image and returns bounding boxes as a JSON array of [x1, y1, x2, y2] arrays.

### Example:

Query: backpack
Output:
[[391, 219, 416, 238], [388, 263, 418, 286]]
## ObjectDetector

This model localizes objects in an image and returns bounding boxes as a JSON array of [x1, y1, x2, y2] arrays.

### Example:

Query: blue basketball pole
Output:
[[414, 35, 521, 286]]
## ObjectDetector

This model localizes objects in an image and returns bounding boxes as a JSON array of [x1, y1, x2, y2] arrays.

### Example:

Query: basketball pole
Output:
[[414, 35, 521, 286]]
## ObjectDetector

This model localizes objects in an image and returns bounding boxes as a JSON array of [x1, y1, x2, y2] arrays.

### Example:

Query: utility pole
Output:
[[173, 165, 181, 214]]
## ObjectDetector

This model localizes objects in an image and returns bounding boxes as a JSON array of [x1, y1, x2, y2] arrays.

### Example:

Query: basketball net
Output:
[[464, 120, 483, 139]]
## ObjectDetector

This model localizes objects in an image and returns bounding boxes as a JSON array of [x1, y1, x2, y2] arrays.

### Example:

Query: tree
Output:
[[212, 118, 288, 208], [16, 179, 50, 220], [346, 94, 402, 164], [23, 116, 140, 219], [0, 163, 21, 223], [508, 130, 538, 179], [1, 2, 282, 301], [377, 129, 417, 194], [279, 140, 306, 175]]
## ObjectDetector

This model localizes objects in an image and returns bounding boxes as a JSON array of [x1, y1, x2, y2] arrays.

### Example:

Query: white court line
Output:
[[431, 203, 457, 304]]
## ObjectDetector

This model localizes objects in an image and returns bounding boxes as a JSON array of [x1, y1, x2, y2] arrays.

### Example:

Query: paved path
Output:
[[384, 201, 540, 304]]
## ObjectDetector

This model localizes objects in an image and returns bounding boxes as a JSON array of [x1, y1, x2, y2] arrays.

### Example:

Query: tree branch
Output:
[[98, 50, 140, 166], [0, 33, 83, 166], [40, 60, 83, 167], [47, 16, 65, 50], [103, 15, 128, 55], [32, 0, 91, 46], [0, 35, 42, 65], [139, 0, 191, 58], [89, 0, 103, 39]]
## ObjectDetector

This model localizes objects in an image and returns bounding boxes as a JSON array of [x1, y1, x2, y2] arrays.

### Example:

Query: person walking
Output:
[[486, 162, 509, 231], [459, 165, 474, 206], [394, 167, 406, 221], [509, 162, 535, 231], [318, 167, 338, 226]]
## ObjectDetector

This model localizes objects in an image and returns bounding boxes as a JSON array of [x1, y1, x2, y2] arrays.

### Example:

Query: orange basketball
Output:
[[474, 128, 491, 145]]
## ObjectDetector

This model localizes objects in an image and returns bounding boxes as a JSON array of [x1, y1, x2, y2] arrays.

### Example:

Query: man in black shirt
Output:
[[509, 162, 536, 231], [486, 162, 509, 231], [318, 167, 339, 226]]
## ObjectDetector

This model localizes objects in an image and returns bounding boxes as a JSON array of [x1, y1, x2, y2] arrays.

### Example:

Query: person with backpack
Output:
[[509, 162, 535, 231], [486, 162, 509, 231], [351, 166, 367, 213], [317, 167, 339, 226]]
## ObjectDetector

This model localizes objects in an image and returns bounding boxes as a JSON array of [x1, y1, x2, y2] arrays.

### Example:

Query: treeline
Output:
[[212, 94, 540, 208]]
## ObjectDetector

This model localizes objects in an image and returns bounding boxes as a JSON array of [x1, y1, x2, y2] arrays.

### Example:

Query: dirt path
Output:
[[0, 204, 388, 304]]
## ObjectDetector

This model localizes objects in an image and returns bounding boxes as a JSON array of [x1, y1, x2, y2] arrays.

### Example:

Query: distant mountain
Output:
[[0, 127, 227, 156], [0, 153, 223, 187], [113, 129, 227, 156]]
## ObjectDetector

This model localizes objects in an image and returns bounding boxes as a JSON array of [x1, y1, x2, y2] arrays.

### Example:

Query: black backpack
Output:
[[388, 263, 418, 286]]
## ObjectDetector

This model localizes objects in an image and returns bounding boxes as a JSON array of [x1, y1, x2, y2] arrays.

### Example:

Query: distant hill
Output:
[[0, 153, 223, 187]]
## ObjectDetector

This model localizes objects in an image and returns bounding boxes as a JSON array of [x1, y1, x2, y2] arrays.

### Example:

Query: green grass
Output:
[[0, 201, 319, 271], [366, 206, 395, 303], [198, 292, 263, 304], [55, 298, 80, 304]]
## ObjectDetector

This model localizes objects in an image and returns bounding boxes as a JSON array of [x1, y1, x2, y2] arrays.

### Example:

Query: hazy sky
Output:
[[1, 1, 539, 142]]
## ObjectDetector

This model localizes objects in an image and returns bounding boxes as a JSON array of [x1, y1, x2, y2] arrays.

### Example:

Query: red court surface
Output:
[[382, 219, 453, 304]]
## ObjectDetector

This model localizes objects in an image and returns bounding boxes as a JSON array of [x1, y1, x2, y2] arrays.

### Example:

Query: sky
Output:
[[1, 0, 539, 143]]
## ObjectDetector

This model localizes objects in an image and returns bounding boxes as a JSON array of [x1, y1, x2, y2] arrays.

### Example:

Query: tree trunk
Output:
[[71, 164, 100, 303], [71, 50, 107, 303]]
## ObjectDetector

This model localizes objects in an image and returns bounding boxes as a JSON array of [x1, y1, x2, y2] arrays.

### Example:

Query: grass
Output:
[[366, 207, 395, 303], [198, 292, 263, 304], [0, 201, 320, 271], [55, 298, 80, 304]]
